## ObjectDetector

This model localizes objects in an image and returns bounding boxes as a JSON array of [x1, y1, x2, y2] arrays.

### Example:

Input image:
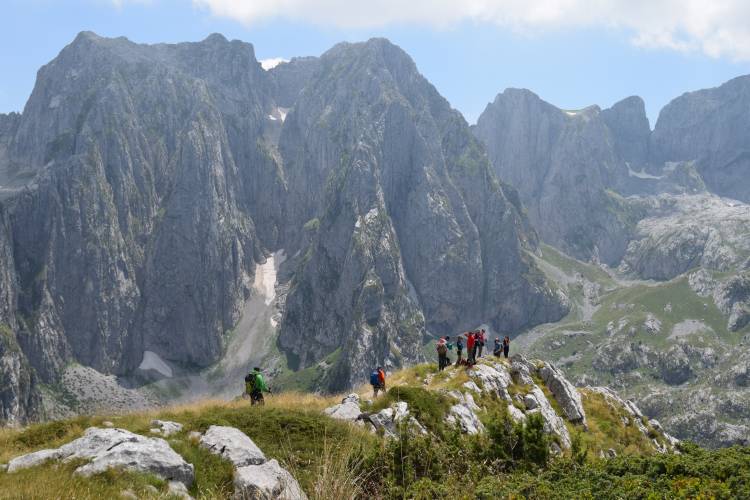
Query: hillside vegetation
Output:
[[2, 360, 750, 499]]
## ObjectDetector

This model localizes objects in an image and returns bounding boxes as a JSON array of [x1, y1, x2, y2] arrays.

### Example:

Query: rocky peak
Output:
[[474, 88, 632, 264], [650, 74, 750, 202], [601, 95, 651, 166]]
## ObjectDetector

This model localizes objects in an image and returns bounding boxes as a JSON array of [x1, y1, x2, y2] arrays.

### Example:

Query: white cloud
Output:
[[260, 57, 289, 70], [192, 0, 750, 60]]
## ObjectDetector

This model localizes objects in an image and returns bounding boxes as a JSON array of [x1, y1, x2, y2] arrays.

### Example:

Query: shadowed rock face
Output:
[[473, 90, 643, 265], [650, 75, 750, 203], [0, 34, 567, 421], [277, 40, 567, 390]]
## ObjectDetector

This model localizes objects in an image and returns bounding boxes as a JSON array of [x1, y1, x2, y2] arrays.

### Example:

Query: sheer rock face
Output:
[[0, 32, 282, 421], [473, 90, 641, 264], [0, 209, 41, 425], [600, 96, 651, 167], [650, 75, 750, 203], [1, 34, 568, 422], [277, 41, 567, 390]]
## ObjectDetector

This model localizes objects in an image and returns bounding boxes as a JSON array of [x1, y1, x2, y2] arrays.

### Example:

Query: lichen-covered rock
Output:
[[446, 405, 484, 435], [75, 438, 194, 486], [323, 399, 361, 422], [7, 427, 194, 485], [199, 425, 266, 467], [445, 392, 484, 435], [234, 459, 307, 500], [525, 386, 571, 449], [150, 420, 183, 437], [507, 404, 527, 423], [468, 363, 512, 400], [7, 448, 63, 472], [366, 401, 426, 438], [510, 355, 535, 385], [539, 363, 586, 424]]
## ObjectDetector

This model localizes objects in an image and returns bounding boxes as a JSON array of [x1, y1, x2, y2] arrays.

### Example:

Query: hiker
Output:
[[493, 337, 502, 357], [455, 336, 464, 366], [477, 329, 486, 358], [465, 331, 476, 365], [436, 337, 448, 371], [445, 336, 453, 365], [371, 367, 386, 397], [245, 367, 270, 406], [503, 336, 510, 359]]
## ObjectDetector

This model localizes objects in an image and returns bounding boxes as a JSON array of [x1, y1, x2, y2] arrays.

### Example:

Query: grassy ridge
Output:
[[2, 363, 750, 498]]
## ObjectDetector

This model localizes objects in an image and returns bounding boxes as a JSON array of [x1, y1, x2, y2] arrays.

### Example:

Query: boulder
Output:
[[366, 402, 426, 437], [643, 314, 662, 334], [523, 394, 539, 410], [7, 427, 194, 486], [341, 393, 360, 405], [75, 438, 194, 486], [447, 391, 481, 412], [539, 363, 586, 424], [7, 449, 63, 472], [446, 404, 484, 435], [526, 386, 571, 449], [199, 426, 266, 467], [507, 404, 527, 424], [151, 420, 183, 437], [234, 459, 307, 500], [323, 400, 361, 421], [469, 363, 512, 400], [168, 480, 194, 499], [510, 355, 535, 385]]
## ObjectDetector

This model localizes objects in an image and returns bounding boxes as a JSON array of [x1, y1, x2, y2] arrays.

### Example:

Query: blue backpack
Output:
[[370, 371, 380, 386]]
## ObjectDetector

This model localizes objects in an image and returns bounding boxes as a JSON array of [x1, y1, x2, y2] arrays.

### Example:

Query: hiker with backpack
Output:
[[371, 367, 386, 397], [455, 336, 464, 366], [477, 329, 486, 358], [465, 331, 476, 365], [245, 367, 271, 406], [437, 337, 448, 371], [493, 337, 502, 357]]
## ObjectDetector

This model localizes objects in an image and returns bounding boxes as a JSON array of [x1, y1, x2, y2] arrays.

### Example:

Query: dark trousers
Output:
[[468, 345, 476, 364], [438, 353, 447, 370], [478, 343, 484, 358], [503, 346, 509, 358]]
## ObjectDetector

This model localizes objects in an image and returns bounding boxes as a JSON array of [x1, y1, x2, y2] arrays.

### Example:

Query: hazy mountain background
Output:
[[1, 33, 749, 448]]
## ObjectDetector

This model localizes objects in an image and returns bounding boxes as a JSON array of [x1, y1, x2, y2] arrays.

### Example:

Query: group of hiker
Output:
[[436, 329, 510, 370], [245, 332, 511, 404]]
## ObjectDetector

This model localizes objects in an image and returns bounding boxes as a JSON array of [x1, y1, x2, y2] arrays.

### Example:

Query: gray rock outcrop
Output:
[[234, 459, 307, 500], [713, 272, 750, 331], [539, 363, 587, 424], [199, 425, 266, 467], [323, 393, 362, 421], [8, 427, 194, 486]]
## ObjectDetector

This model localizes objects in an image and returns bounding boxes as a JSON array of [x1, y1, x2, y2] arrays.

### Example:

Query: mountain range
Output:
[[1, 32, 748, 448]]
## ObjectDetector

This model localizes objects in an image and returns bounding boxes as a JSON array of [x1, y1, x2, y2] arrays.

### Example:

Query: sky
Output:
[[2, 0, 750, 126]]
